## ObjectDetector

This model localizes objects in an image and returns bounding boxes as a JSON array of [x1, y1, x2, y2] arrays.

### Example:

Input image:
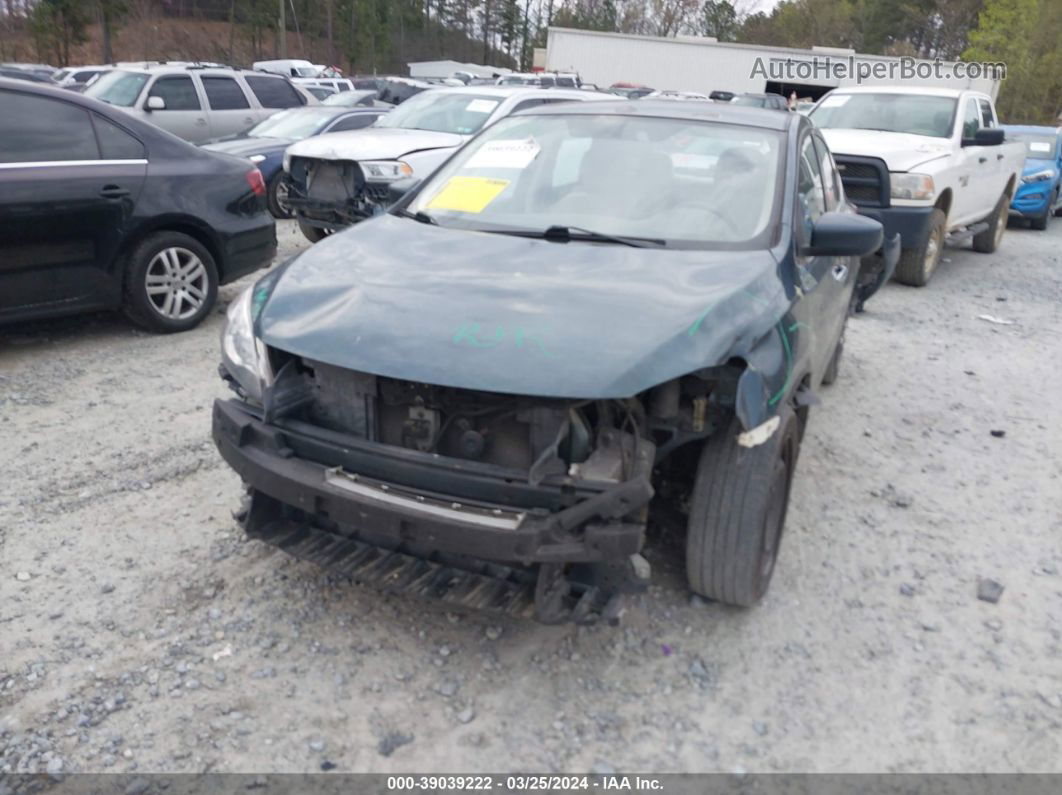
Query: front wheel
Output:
[[266, 174, 293, 219], [122, 232, 218, 333], [972, 193, 1009, 253], [894, 208, 945, 287], [1031, 190, 1056, 230], [297, 218, 332, 244], [685, 406, 800, 606]]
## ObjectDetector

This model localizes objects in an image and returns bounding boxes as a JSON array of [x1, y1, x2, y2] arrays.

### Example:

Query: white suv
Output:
[[84, 64, 315, 143]]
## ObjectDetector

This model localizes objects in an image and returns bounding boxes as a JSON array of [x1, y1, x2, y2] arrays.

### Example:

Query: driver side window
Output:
[[961, 99, 980, 139], [797, 136, 825, 245]]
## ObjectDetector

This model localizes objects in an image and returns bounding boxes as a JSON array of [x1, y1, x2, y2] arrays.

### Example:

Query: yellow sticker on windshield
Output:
[[425, 176, 510, 214]]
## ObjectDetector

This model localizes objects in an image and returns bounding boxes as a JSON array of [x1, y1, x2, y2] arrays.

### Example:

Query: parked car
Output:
[[709, 90, 735, 102], [252, 59, 320, 78], [0, 78, 276, 332], [321, 90, 382, 108], [212, 100, 891, 623], [0, 65, 50, 82], [283, 85, 615, 241], [497, 71, 580, 88], [303, 85, 336, 101], [811, 87, 1026, 286], [51, 65, 111, 90], [84, 64, 315, 144], [202, 105, 389, 218], [1, 62, 57, 80], [608, 83, 654, 99], [1001, 125, 1062, 229], [732, 93, 790, 111], [646, 90, 711, 102]]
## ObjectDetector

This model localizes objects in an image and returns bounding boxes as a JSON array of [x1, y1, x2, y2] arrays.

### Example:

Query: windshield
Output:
[[375, 91, 498, 135], [247, 108, 338, 139], [84, 70, 149, 106], [732, 96, 766, 107], [1006, 133, 1059, 159], [294, 67, 318, 77], [810, 93, 957, 138], [405, 113, 782, 249]]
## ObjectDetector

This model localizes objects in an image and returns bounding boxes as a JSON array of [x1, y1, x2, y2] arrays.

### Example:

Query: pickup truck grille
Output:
[[834, 155, 890, 208]]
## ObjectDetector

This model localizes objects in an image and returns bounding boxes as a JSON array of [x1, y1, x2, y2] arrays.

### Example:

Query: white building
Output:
[[408, 60, 513, 80], [546, 28, 1000, 100]]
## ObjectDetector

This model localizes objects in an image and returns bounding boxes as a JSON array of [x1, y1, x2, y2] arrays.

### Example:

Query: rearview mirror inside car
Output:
[[146, 95, 166, 111], [387, 176, 422, 205], [800, 211, 883, 258], [961, 127, 1005, 147]]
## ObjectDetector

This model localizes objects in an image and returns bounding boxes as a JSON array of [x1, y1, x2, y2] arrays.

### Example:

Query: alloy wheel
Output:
[[144, 247, 208, 320]]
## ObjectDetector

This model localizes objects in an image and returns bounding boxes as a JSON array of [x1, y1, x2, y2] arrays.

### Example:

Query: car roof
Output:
[[520, 98, 796, 131], [428, 85, 603, 101], [828, 85, 970, 98], [109, 63, 283, 77]]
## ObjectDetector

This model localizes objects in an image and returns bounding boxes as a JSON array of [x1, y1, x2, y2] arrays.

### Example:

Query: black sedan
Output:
[[202, 105, 387, 218], [0, 78, 276, 332], [213, 100, 898, 623]]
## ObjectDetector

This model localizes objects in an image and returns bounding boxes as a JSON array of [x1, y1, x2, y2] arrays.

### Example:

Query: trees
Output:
[[28, 0, 89, 65]]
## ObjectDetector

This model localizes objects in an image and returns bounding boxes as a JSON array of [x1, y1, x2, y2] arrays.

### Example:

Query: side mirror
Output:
[[386, 176, 421, 205], [961, 127, 1004, 147], [800, 211, 883, 257], [145, 95, 166, 111]]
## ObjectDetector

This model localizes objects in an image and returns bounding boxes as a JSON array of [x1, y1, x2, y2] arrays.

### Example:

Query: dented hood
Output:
[[819, 128, 952, 172], [285, 127, 467, 162], [257, 215, 790, 398]]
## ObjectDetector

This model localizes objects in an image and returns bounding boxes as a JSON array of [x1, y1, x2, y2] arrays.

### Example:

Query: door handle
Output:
[[196, 118, 207, 126], [99, 185, 130, 199], [831, 262, 848, 282], [243, 116, 254, 124], [978, 156, 987, 163], [996, 153, 1004, 160]]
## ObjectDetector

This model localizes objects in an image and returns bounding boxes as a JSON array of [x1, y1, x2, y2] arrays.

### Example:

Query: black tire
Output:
[[972, 192, 1009, 253], [1031, 191, 1056, 230], [266, 174, 293, 220], [685, 405, 800, 607], [297, 218, 331, 243], [122, 231, 218, 333], [894, 208, 945, 287]]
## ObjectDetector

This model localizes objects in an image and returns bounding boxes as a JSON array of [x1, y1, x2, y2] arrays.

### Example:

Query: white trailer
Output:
[[546, 28, 1000, 101]]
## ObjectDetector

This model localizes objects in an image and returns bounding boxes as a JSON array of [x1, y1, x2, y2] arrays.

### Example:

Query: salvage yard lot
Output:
[[1, 218, 1060, 774]]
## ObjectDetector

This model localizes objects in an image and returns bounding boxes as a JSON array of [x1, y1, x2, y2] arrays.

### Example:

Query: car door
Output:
[[200, 74, 258, 139], [975, 97, 1004, 206], [0, 89, 147, 319], [953, 96, 987, 224], [143, 74, 210, 142], [791, 133, 849, 381]]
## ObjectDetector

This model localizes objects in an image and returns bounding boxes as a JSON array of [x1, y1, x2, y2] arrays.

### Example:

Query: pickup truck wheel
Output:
[[894, 209, 945, 287], [685, 406, 799, 607], [266, 174, 293, 220], [122, 232, 218, 333], [297, 219, 332, 243], [972, 194, 1009, 253], [1031, 190, 1056, 230]]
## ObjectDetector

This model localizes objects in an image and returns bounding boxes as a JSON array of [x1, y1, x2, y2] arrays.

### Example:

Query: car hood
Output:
[[819, 128, 952, 172], [285, 128, 467, 161], [202, 136, 291, 158], [256, 216, 790, 399], [1023, 158, 1058, 176]]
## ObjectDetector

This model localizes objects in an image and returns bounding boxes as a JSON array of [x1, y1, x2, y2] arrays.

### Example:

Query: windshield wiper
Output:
[[394, 208, 436, 225], [541, 225, 664, 248]]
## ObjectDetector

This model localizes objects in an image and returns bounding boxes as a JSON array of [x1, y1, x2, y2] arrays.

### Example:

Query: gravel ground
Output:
[[2, 217, 1061, 776]]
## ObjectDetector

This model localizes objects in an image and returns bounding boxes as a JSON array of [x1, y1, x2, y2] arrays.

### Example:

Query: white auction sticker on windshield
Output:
[[1029, 142, 1052, 152], [466, 138, 540, 169], [466, 99, 499, 113], [819, 95, 850, 108]]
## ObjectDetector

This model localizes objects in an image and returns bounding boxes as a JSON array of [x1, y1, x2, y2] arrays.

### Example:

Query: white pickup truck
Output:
[[810, 86, 1025, 286]]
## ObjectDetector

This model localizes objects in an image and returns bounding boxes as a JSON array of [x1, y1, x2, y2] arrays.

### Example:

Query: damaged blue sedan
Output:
[[212, 100, 897, 623]]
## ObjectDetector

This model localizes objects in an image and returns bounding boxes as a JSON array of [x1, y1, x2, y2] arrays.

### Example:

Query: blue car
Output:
[[1002, 125, 1062, 230], [202, 105, 388, 218]]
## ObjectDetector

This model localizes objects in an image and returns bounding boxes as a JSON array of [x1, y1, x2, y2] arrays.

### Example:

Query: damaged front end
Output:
[[213, 346, 752, 624], [284, 156, 388, 230]]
